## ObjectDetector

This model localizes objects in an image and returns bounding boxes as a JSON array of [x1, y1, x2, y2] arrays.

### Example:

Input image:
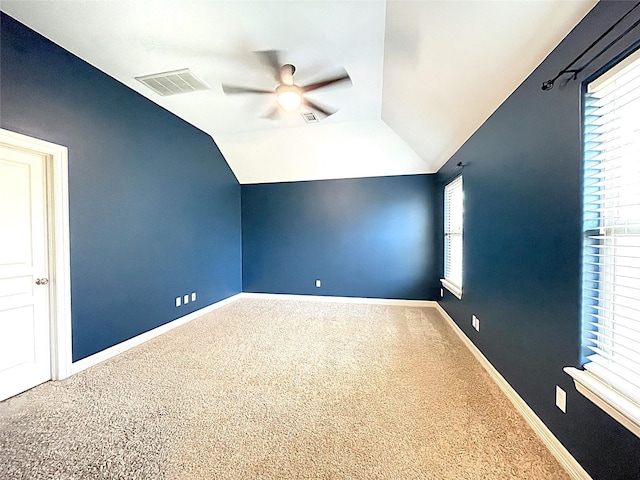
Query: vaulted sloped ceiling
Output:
[[1, 0, 597, 184]]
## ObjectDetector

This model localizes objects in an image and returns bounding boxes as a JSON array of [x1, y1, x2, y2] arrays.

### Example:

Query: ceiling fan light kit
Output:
[[276, 84, 302, 111]]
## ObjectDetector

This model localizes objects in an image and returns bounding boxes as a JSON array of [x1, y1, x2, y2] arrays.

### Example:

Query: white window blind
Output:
[[443, 176, 463, 298], [579, 48, 640, 417]]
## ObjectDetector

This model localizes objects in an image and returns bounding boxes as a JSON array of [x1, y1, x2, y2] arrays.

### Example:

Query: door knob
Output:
[[35, 278, 49, 285]]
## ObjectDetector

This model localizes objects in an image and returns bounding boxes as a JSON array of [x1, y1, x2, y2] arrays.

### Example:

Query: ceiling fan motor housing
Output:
[[280, 64, 296, 85]]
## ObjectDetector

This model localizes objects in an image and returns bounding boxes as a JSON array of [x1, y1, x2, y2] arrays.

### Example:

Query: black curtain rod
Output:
[[542, 1, 640, 91]]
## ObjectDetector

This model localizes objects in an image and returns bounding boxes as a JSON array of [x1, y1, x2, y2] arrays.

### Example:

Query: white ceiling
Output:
[[1, 0, 596, 184]]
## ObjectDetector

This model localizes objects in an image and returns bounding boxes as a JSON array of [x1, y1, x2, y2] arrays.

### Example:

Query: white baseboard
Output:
[[71, 293, 242, 375], [433, 303, 592, 480], [239, 292, 437, 308]]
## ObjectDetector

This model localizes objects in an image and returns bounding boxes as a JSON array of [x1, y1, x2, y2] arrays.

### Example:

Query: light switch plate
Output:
[[556, 386, 567, 413]]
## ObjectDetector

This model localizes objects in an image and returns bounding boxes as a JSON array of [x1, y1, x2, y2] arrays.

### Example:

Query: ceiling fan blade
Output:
[[254, 50, 283, 83], [303, 98, 337, 118], [222, 84, 273, 95], [261, 105, 282, 120], [301, 69, 352, 93]]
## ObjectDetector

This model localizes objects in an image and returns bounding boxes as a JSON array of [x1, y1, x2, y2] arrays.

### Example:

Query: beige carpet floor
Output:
[[0, 298, 569, 479]]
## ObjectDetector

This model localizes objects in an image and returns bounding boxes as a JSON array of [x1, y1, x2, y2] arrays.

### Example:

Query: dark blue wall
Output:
[[437, 2, 640, 478], [242, 175, 439, 300], [0, 13, 242, 361]]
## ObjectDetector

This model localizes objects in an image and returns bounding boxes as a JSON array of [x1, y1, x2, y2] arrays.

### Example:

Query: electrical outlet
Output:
[[191, 292, 196, 302], [556, 386, 567, 413], [440, 288, 444, 297], [183, 294, 189, 304], [472, 315, 480, 332], [316, 279, 321, 288], [175, 297, 181, 307]]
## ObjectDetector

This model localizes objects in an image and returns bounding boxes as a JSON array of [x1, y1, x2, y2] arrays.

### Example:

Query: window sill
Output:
[[440, 278, 462, 299], [564, 367, 640, 438]]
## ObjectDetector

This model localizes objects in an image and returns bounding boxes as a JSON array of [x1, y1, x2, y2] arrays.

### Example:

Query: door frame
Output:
[[0, 128, 72, 380]]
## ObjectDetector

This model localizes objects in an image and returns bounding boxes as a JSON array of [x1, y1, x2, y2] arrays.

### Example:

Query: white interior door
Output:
[[0, 144, 51, 401]]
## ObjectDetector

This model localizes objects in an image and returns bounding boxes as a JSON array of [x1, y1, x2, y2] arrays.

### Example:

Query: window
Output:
[[565, 48, 640, 438], [442, 176, 463, 299]]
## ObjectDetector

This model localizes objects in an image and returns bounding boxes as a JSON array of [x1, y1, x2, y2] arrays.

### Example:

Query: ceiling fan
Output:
[[221, 50, 352, 120]]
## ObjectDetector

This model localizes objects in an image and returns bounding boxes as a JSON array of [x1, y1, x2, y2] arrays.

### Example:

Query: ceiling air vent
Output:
[[301, 112, 319, 123], [135, 68, 210, 96]]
